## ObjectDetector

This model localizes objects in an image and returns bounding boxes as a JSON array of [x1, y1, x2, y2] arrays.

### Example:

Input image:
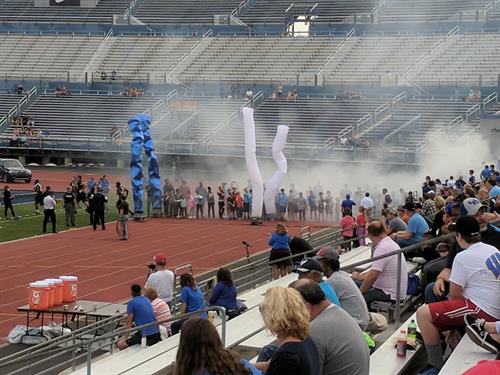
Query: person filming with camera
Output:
[[145, 253, 175, 309]]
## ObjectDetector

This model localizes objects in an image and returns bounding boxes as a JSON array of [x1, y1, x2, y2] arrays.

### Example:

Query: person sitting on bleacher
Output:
[[209, 267, 241, 320], [117, 284, 161, 350], [144, 287, 172, 339], [351, 221, 408, 309], [416, 216, 500, 375], [174, 318, 260, 375], [170, 273, 207, 335], [464, 315, 500, 356], [315, 246, 388, 334], [255, 286, 319, 375], [292, 258, 340, 306], [391, 202, 430, 254], [290, 279, 370, 375]]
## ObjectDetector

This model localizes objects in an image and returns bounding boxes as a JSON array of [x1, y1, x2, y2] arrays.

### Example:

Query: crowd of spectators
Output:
[[122, 87, 144, 97], [336, 90, 365, 101], [465, 88, 481, 102], [11, 115, 35, 136], [54, 85, 70, 97], [270, 83, 299, 101]]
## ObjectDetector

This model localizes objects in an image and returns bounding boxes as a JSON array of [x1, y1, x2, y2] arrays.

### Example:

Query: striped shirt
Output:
[[151, 298, 172, 333]]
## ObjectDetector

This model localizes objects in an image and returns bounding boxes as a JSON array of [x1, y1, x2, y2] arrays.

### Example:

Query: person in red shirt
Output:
[[356, 206, 367, 246], [339, 208, 356, 252]]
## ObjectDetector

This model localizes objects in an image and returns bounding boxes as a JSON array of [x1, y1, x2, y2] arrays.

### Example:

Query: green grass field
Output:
[[0, 196, 121, 243]]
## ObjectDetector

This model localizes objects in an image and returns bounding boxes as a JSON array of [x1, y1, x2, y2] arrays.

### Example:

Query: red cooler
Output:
[[28, 282, 50, 310], [59, 276, 78, 303], [45, 279, 63, 306]]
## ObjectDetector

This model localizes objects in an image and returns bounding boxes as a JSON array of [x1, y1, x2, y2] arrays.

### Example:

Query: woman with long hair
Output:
[[171, 273, 207, 335], [174, 318, 260, 375], [256, 286, 319, 375], [209, 267, 241, 319], [268, 223, 292, 279]]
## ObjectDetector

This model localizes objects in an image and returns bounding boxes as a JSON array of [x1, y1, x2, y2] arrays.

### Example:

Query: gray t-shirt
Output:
[[310, 304, 370, 375], [145, 269, 175, 303], [327, 270, 370, 330], [388, 217, 408, 233]]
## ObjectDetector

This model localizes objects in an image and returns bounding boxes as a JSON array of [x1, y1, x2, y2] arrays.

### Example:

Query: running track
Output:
[[0, 218, 328, 340]]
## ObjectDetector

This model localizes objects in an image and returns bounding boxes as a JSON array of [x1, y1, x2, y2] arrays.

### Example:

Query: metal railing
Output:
[[316, 28, 355, 75], [82, 29, 113, 79], [482, 91, 497, 109], [378, 114, 420, 145]]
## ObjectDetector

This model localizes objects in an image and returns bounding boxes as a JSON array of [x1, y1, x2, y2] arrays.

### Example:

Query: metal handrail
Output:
[[482, 91, 497, 108], [82, 28, 113, 77], [356, 113, 372, 133], [378, 114, 420, 145], [316, 28, 355, 75]]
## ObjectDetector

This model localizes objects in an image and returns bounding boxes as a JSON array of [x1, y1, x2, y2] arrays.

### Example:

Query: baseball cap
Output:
[[388, 207, 399, 216], [455, 216, 480, 237], [402, 202, 415, 211], [462, 198, 487, 216], [314, 246, 339, 261], [153, 253, 167, 265], [293, 258, 323, 273]]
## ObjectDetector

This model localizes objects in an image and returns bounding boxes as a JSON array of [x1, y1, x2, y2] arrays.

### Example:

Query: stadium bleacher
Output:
[[3, 94, 162, 139], [0, 0, 131, 23]]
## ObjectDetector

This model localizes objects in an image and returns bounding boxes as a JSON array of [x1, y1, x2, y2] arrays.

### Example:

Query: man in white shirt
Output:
[[42, 191, 57, 233], [416, 216, 500, 372], [351, 220, 407, 308], [145, 253, 175, 308], [360, 192, 375, 217]]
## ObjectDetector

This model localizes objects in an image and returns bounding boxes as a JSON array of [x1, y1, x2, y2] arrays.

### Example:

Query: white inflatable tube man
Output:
[[242, 107, 264, 218], [263, 125, 289, 214]]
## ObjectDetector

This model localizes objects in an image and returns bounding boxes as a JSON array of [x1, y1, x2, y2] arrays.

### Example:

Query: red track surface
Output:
[[0, 218, 328, 340]]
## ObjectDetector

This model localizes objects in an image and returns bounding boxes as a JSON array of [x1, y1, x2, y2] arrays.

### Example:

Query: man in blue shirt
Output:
[[293, 257, 341, 306], [481, 165, 491, 182], [277, 189, 288, 220], [117, 284, 161, 350], [341, 194, 356, 215], [391, 202, 429, 250]]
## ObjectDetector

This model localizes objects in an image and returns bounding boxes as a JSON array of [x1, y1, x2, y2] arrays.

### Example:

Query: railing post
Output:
[[86, 340, 93, 375], [395, 252, 401, 327]]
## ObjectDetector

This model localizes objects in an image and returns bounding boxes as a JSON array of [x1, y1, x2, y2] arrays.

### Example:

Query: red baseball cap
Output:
[[153, 253, 167, 265]]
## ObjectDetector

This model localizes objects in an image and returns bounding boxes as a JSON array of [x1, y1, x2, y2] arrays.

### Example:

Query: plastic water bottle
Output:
[[407, 320, 417, 348], [396, 329, 407, 358], [141, 333, 146, 348]]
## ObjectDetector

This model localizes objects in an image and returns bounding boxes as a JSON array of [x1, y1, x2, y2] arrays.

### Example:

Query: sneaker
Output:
[[464, 314, 500, 354], [418, 367, 440, 375]]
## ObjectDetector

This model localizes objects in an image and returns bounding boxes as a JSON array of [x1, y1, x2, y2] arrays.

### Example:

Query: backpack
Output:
[[406, 273, 421, 296]]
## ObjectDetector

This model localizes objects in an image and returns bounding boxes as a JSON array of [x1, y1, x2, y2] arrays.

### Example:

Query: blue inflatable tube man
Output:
[[128, 113, 162, 218]]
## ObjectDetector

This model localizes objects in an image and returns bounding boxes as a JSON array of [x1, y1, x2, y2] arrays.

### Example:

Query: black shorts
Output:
[[125, 331, 161, 347], [269, 249, 292, 266], [243, 203, 250, 212]]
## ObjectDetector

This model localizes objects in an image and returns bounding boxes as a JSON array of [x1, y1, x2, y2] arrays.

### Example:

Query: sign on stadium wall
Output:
[[50, 0, 81, 6]]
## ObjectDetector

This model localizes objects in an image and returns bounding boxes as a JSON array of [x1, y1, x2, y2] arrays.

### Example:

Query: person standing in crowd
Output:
[[360, 192, 374, 218], [34, 179, 43, 214], [116, 194, 129, 240], [144, 287, 172, 339], [62, 186, 76, 227], [341, 194, 356, 215], [339, 208, 356, 252], [145, 253, 175, 308], [206, 186, 215, 218], [217, 184, 226, 219], [87, 176, 97, 192], [481, 164, 491, 182], [308, 190, 317, 221], [115, 181, 128, 200], [382, 188, 392, 208], [268, 223, 292, 279], [277, 189, 288, 220], [86, 187, 95, 226], [163, 178, 174, 217], [91, 187, 107, 230], [171, 273, 207, 335], [256, 286, 320, 375], [351, 221, 407, 308], [42, 190, 57, 233], [117, 284, 161, 350], [3, 185, 16, 220], [98, 175, 110, 195], [317, 192, 326, 221], [356, 206, 367, 246], [325, 190, 334, 221], [209, 267, 241, 320], [195, 181, 207, 218], [290, 279, 371, 375], [243, 187, 251, 220], [174, 318, 260, 375], [296, 192, 307, 221]]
